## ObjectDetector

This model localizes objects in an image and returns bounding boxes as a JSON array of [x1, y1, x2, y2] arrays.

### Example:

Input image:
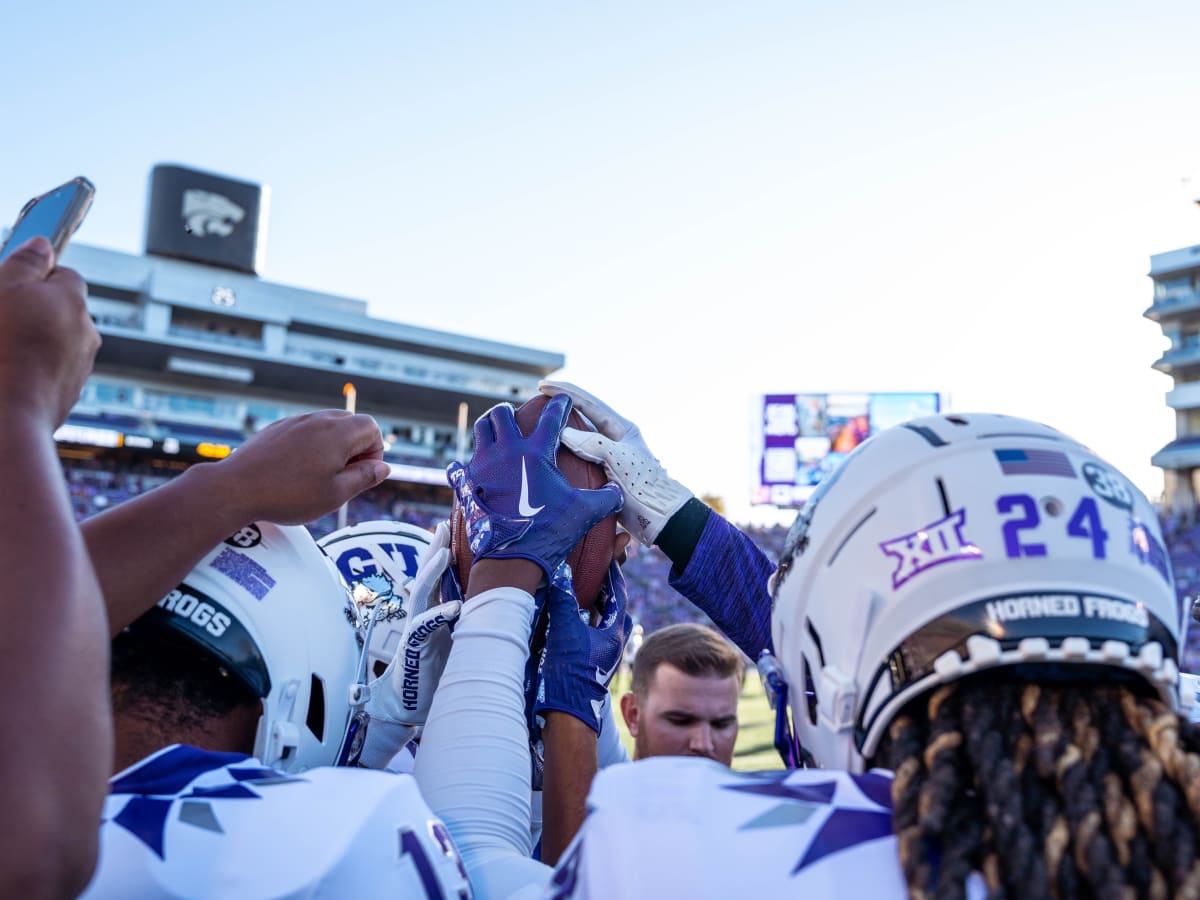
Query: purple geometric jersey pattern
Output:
[[105, 745, 299, 859], [554, 758, 910, 898], [723, 771, 893, 875]]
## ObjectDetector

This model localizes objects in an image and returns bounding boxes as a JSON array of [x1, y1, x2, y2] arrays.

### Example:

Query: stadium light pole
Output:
[[337, 383, 357, 530], [456, 402, 468, 462]]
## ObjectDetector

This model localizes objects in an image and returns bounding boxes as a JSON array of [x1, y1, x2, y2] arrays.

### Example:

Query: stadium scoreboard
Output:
[[754, 392, 942, 508]]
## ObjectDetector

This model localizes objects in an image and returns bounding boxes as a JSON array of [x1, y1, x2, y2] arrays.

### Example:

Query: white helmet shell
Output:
[[317, 520, 434, 681], [770, 413, 1180, 773], [144, 522, 361, 772]]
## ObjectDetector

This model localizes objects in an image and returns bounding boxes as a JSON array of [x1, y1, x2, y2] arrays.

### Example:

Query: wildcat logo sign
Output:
[[145, 165, 265, 274], [879, 509, 983, 590], [182, 189, 245, 237]]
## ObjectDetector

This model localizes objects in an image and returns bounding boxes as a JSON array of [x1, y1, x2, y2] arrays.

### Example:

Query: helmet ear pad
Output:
[[144, 522, 362, 772], [771, 413, 1181, 773]]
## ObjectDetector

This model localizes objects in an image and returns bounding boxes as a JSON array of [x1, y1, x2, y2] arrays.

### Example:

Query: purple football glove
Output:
[[532, 561, 631, 734], [446, 394, 623, 584]]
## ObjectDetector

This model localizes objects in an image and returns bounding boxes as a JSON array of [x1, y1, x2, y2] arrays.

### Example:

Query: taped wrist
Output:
[[655, 497, 712, 571]]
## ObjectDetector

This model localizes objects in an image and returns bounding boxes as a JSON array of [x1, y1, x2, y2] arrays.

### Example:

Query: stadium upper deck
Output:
[[1147, 241, 1200, 513], [37, 165, 565, 487]]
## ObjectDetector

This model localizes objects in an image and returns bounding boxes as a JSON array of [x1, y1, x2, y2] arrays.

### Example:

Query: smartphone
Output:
[[0, 176, 95, 265]]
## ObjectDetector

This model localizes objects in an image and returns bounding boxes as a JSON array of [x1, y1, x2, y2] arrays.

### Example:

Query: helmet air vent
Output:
[[306, 674, 326, 741]]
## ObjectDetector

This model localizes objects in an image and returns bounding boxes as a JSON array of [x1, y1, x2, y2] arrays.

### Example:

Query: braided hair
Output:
[[873, 675, 1200, 900]]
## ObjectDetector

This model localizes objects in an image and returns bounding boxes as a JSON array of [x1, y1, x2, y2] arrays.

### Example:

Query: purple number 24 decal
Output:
[[998, 494, 1045, 558], [997, 494, 1108, 560]]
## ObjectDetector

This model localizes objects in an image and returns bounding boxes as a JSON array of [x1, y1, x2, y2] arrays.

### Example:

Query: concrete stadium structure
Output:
[[1147, 242, 1200, 513], [47, 165, 563, 498]]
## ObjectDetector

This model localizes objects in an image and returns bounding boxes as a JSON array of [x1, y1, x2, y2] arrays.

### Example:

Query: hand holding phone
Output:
[[0, 177, 100, 429], [0, 176, 95, 265]]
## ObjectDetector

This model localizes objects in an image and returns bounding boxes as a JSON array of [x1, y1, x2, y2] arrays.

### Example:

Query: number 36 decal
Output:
[[997, 494, 1108, 559]]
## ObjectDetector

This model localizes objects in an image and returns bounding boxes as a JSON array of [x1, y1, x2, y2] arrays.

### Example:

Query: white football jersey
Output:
[[1181, 673, 1200, 724], [386, 738, 420, 775], [544, 757, 984, 900], [82, 744, 472, 899]]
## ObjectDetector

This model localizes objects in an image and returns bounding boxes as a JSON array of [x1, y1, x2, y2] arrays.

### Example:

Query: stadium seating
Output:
[[69, 456, 1200, 668]]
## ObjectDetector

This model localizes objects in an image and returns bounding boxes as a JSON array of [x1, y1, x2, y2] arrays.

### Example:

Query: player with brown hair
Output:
[[620, 622, 743, 765]]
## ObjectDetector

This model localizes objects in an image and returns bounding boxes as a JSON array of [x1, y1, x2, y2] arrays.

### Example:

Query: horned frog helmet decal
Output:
[[317, 520, 434, 681]]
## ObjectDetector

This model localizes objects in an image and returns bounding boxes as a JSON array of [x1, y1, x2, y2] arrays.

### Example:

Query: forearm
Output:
[[0, 418, 109, 896], [416, 585, 539, 865], [665, 508, 776, 657], [539, 711, 598, 866], [83, 462, 252, 634]]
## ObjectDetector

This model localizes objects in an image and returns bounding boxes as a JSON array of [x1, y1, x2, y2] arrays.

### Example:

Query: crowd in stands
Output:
[[62, 458, 179, 520], [61, 457, 449, 537], [58, 455, 788, 644], [1161, 510, 1200, 670], [304, 489, 448, 539], [67, 455, 1200, 669]]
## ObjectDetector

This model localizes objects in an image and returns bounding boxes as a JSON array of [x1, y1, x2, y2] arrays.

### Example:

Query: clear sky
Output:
[[3, 1, 1199, 524]]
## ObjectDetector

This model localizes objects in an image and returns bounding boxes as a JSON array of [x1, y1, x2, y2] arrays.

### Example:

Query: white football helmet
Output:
[[317, 520, 435, 680], [769, 413, 1180, 773], [141, 522, 362, 772]]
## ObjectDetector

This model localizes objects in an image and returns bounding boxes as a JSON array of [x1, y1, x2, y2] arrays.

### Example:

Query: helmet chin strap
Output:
[[335, 711, 369, 767], [337, 603, 385, 768], [757, 650, 814, 769]]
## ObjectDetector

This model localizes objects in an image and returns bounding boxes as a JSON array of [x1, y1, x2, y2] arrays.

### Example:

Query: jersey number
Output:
[[398, 824, 471, 900], [997, 494, 1108, 560], [400, 829, 446, 900]]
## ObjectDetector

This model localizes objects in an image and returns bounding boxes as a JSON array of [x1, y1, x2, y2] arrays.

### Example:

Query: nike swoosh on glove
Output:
[[539, 379, 692, 546], [446, 394, 623, 583], [532, 561, 631, 734]]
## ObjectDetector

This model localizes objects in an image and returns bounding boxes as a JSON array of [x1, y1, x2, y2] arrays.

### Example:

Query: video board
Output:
[[753, 392, 942, 507]]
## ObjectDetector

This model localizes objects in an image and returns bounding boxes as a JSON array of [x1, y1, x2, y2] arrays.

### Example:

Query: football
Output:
[[449, 394, 617, 611]]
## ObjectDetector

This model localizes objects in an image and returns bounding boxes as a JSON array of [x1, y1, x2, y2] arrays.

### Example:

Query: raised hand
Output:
[[533, 562, 631, 733], [539, 380, 692, 546], [216, 410, 391, 526], [446, 394, 622, 583], [87, 409, 391, 635], [0, 236, 100, 430]]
